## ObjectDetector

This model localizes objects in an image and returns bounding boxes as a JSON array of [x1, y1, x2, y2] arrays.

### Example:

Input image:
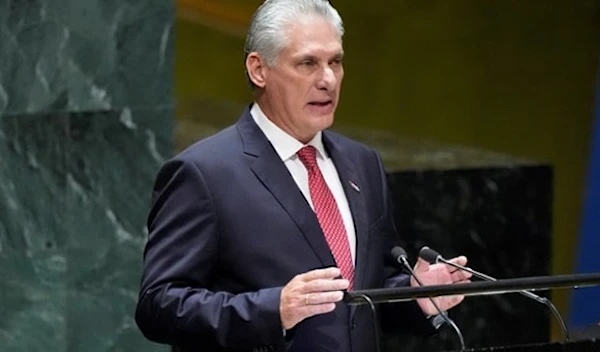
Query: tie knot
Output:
[[297, 145, 318, 171]]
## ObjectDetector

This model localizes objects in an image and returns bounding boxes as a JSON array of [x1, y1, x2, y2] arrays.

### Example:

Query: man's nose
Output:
[[316, 67, 336, 90]]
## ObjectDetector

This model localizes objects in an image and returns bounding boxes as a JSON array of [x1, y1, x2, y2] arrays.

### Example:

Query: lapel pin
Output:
[[349, 181, 360, 192]]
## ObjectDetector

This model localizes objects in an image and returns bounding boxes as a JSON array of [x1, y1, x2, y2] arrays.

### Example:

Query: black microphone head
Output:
[[419, 246, 441, 263], [391, 246, 407, 261]]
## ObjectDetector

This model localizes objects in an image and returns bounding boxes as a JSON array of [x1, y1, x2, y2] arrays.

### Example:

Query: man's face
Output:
[[249, 16, 344, 143]]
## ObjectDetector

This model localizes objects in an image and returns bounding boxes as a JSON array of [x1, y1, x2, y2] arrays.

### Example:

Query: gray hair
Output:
[[244, 0, 344, 87]]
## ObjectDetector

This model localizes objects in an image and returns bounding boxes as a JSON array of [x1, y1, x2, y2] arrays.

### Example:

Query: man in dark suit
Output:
[[135, 0, 471, 351]]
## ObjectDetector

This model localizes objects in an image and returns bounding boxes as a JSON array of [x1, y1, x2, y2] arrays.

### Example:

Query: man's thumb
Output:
[[413, 256, 430, 273]]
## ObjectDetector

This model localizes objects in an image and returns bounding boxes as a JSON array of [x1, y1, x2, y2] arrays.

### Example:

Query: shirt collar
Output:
[[250, 102, 328, 161]]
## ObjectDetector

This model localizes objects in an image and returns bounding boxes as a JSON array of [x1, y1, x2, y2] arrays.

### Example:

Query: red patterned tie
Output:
[[297, 146, 355, 290]]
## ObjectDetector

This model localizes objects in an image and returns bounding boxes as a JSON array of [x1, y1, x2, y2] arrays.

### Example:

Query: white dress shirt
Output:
[[250, 103, 357, 264]]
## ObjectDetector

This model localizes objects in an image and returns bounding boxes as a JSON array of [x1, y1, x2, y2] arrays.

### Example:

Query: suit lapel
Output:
[[322, 132, 369, 291], [237, 108, 336, 268], [236, 108, 370, 289]]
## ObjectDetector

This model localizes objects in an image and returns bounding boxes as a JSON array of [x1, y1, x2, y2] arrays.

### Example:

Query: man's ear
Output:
[[246, 53, 268, 88]]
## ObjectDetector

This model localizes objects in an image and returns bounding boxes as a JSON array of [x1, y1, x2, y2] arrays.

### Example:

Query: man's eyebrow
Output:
[[297, 54, 318, 60], [295, 51, 344, 60]]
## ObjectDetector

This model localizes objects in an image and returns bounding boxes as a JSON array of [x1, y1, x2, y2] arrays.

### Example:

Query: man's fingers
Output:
[[450, 269, 472, 282], [304, 291, 344, 305], [304, 303, 337, 317], [303, 278, 349, 293], [281, 268, 347, 330], [301, 267, 341, 282], [446, 255, 468, 267], [449, 294, 465, 307], [443, 256, 472, 282], [413, 257, 430, 273]]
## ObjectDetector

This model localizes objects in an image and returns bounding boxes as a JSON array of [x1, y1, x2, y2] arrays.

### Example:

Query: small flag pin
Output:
[[349, 181, 360, 192]]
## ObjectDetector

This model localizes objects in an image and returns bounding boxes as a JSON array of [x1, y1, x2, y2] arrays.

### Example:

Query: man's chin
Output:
[[310, 115, 335, 132]]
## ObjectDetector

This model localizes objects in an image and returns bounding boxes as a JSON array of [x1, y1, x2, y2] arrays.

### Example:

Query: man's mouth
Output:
[[308, 100, 333, 107]]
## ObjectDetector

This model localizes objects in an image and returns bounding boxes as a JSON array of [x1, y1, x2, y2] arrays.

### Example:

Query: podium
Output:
[[345, 273, 600, 352]]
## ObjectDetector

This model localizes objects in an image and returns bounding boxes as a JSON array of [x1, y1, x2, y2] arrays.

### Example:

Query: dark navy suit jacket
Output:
[[135, 107, 435, 351]]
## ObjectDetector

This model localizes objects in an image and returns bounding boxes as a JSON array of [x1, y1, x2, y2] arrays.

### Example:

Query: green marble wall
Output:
[[0, 1, 173, 351]]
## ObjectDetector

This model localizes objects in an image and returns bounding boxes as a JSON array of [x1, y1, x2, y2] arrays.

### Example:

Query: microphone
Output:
[[419, 246, 571, 343], [391, 246, 466, 351]]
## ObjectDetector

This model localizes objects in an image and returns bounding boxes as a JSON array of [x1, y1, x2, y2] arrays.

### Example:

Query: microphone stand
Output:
[[432, 255, 571, 344], [398, 255, 466, 352], [352, 293, 382, 352]]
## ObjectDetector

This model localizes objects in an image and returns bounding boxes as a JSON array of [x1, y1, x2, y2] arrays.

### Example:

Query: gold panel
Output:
[[175, 0, 262, 36]]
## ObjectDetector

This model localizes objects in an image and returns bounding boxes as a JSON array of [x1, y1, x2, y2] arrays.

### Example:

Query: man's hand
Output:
[[280, 267, 349, 330], [411, 256, 472, 316]]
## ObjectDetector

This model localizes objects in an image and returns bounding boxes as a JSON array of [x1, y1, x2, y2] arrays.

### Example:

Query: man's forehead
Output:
[[276, 16, 343, 58], [291, 44, 344, 58], [286, 17, 340, 39], [286, 32, 343, 57]]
